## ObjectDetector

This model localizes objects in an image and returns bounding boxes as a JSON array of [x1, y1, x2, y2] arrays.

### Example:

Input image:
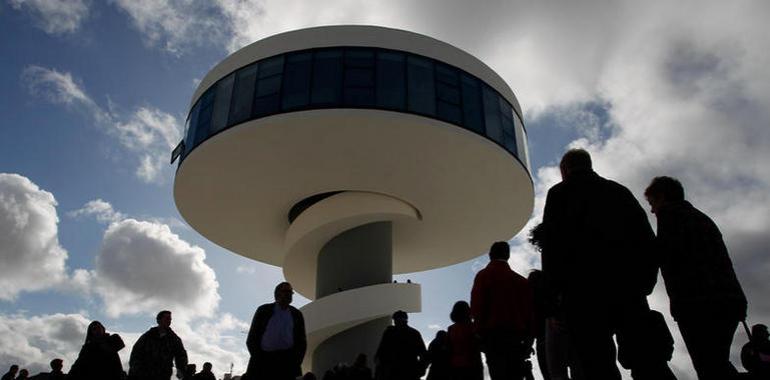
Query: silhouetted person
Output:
[[448, 301, 483, 380], [528, 223, 581, 380], [184, 364, 197, 379], [193, 362, 216, 380], [1, 365, 18, 380], [128, 310, 188, 380], [645, 176, 747, 380], [28, 359, 65, 380], [69, 320, 126, 380], [349, 353, 373, 380], [471, 241, 534, 380], [425, 330, 450, 380], [741, 324, 770, 378], [374, 310, 427, 380], [244, 282, 306, 380], [15, 370, 27, 380], [542, 149, 658, 380], [616, 310, 677, 380]]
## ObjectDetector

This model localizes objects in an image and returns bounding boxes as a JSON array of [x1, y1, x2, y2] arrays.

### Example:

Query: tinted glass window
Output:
[[259, 55, 284, 78], [254, 56, 283, 117], [407, 56, 435, 116], [282, 52, 312, 110], [460, 74, 484, 134], [482, 85, 502, 143], [311, 50, 343, 105], [376, 51, 406, 110], [344, 49, 375, 106], [185, 101, 200, 151], [194, 89, 215, 147], [211, 73, 235, 133], [229, 63, 258, 125]]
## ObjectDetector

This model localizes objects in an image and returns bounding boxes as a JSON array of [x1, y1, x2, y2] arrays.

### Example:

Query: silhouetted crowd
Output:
[[3, 149, 769, 380]]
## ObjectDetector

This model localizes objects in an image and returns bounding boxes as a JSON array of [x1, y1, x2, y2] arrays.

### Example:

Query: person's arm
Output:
[[128, 332, 147, 373], [470, 272, 487, 334], [295, 308, 307, 366], [173, 334, 188, 378], [245, 306, 264, 356]]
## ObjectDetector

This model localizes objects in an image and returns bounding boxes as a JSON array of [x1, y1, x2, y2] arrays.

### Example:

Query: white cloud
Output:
[[9, 0, 90, 35], [0, 173, 69, 300], [111, 0, 224, 55], [89, 219, 220, 320], [235, 265, 257, 275], [0, 312, 90, 374], [0, 311, 250, 377], [68, 198, 125, 224], [21, 66, 181, 184]]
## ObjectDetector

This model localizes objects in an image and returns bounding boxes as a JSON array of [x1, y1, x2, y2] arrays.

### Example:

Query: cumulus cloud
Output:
[[88, 219, 220, 319], [8, 0, 90, 35], [68, 198, 124, 224], [0, 313, 90, 374], [0, 173, 69, 300], [21, 66, 181, 184], [0, 311, 249, 376]]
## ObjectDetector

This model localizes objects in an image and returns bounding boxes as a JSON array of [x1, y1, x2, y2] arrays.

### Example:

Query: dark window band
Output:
[[178, 47, 525, 163]]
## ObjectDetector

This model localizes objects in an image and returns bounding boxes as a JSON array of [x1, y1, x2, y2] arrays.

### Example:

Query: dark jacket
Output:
[[655, 200, 747, 321], [245, 303, 307, 378], [471, 260, 534, 338], [542, 171, 657, 299], [375, 325, 427, 380], [128, 327, 187, 380], [69, 333, 125, 380]]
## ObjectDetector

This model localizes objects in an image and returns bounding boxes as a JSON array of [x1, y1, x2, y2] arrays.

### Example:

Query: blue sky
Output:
[[2, 1, 769, 379]]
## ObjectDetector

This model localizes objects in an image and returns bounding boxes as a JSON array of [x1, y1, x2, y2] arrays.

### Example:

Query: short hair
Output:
[[560, 149, 592, 173], [203, 362, 212, 370], [489, 241, 510, 260], [449, 301, 471, 323], [528, 223, 545, 252], [753, 324, 768, 335], [10, 365, 18, 371], [156, 310, 171, 324], [392, 310, 408, 320], [50, 359, 63, 370], [644, 176, 685, 202], [274, 282, 292, 296]]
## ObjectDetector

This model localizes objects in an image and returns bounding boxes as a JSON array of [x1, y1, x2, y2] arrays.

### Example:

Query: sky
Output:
[[1, 0, 769, 379]]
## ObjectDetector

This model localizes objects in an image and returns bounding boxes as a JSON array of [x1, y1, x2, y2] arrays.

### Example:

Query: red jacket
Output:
[[471, 260, 534, 338]]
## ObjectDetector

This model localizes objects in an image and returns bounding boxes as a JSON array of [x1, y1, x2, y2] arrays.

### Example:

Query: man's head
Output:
[[202, 362, 213, 372], [392, 310, 408, 327], [8, 365, 18, 374], [753, 324, 769, 342], [275, 282, 294, 308], [156, 310, 172, 329], [489, 241, 510, 261], [50, 359, 63, 373], [559, 148, 592, 180], [644, 176, 685, 214]]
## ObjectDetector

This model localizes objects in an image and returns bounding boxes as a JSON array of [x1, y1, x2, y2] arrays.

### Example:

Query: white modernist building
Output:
[[172, 25, 533, 374]]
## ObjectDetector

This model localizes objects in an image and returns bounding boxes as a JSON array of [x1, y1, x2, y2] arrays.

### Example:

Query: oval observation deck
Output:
[[172, 25, 534, 374]]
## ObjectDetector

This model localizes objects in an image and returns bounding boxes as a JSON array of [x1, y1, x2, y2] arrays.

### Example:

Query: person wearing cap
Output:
[[375, 310, 427, 380]]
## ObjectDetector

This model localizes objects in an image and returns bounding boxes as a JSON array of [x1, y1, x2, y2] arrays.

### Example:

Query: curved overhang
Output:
[[190, 25, 522, 119], [174, 108, 534, 277]]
